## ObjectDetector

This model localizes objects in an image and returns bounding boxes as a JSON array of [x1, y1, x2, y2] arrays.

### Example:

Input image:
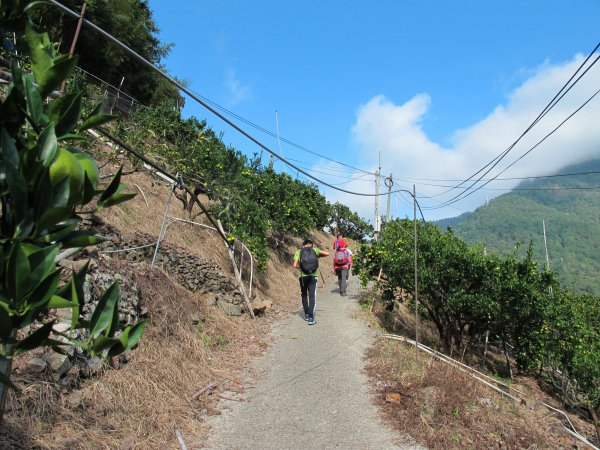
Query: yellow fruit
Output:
[[49, 147, 84, 198], [68, 148, 99, 189]]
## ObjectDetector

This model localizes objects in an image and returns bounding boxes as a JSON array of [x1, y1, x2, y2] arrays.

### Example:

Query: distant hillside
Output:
[[435, 159, 600, 295]]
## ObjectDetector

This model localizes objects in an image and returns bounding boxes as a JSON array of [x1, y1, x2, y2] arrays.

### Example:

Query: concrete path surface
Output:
[[204, 276, 421, 450]]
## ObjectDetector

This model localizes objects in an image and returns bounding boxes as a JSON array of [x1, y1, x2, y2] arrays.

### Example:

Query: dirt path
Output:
[[204, 276, 422, 449]]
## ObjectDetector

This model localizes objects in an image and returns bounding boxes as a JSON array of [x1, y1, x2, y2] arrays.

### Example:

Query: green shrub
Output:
[[0, 3, 145, 414]]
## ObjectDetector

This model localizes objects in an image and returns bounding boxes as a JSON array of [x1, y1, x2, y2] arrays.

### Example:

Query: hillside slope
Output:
[[437, 159, 600, 294], [0, 145, 335, 448], [3, 140, 596, 449]]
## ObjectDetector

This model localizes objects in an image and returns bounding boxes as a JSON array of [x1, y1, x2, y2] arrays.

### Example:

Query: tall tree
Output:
[[30, 0, 174, 104], [328, 202, 373, 241]]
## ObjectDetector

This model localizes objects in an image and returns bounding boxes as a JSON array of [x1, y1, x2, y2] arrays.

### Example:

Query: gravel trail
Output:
[[204, 276, 420, 449]]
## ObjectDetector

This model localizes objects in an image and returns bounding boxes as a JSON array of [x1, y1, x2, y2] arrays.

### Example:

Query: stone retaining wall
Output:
[[97, 229, 239, 298], [18, 226, 247, 388]]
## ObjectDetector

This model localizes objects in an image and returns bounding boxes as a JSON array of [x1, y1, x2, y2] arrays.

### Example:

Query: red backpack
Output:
[[334, 249, 349, 267]]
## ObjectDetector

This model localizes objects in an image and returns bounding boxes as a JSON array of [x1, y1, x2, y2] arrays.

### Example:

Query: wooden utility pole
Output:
[[60, 1, 87, 95]]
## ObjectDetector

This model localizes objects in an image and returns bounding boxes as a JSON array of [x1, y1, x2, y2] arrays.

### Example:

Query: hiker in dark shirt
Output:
[[293, 239, 329, 325]]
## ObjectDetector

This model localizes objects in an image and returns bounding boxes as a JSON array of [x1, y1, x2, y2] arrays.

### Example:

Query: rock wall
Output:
[[18, 226, 247, 387], [97, 229, 238, 297]]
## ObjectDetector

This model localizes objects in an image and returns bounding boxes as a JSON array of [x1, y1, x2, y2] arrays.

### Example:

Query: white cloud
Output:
[[338, 54, 600, 222], [224, 69, 252, 107]]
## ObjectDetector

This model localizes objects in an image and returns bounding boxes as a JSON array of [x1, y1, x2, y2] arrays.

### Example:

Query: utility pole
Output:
[[374, 152, 381, 240], [60, 1, 87, 95], [542, 219, 550, 270], [385, 174, 393, 223], [275, 110, 289, 174], [413, 184, 419, 360], [543, 219, 553, 296]]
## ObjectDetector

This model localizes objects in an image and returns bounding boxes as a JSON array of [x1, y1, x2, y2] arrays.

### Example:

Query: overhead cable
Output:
[[394, 169, 600, 184], [285, 157, 375, 175], [425, 184, 600, 193], [160, 70, 376, 177], [433, 42, 600, 202], [428, 86, 600, 209], [46, 0, 421, 207], [474, 89, 600, 187], [440, 52, 600, 204]]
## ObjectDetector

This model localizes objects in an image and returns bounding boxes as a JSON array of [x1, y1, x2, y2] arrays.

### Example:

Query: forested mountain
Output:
[[436, 159, 600, 295]]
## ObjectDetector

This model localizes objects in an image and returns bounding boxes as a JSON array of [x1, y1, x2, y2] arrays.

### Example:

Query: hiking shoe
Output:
[[341, 292, 347, 297], [304, 314, 309, 321], [308, 317, 316, 325]]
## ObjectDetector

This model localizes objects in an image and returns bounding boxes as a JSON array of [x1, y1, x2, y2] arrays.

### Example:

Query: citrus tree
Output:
[[542, 289, 600, 437], [327, 202, 373, 241], [357, 220, 498, 353], [114, 103, 333, 270], [354, 220, 553, 356], [485, 245, 556, 371], [356, 218, 600, 434], [0, 2, 145, 419]]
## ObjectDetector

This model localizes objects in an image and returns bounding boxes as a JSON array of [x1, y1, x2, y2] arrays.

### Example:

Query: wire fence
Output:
[[74, 66, 145, 117], [85, 127, 257, 311]]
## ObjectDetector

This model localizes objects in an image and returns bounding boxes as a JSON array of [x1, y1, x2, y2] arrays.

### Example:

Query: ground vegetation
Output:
[[355, 218, 600, 442]]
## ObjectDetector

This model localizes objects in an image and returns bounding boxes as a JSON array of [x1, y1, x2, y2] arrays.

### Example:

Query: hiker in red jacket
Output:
[[332, 244, 352, 296], [332, 233, 349, 251]]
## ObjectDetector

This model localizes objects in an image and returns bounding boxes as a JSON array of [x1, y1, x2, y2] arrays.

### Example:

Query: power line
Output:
[[49, 1, 599, 222], [429, 86, 600, 209], [478, 89, 600, 185], [176, 81, 377, 177], [431, 42, 600, 203], [426, 184, 600, 193], [421, 184, 600, 211], [394, 169, 600, 184], [285, 157, 374, 175], [46, 2, 377, 179], [47, 0, 421, 205], [284, 159, 375, 180]]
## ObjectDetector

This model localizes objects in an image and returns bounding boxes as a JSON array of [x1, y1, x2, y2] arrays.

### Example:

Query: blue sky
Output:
[[149, 1, 600, 222]]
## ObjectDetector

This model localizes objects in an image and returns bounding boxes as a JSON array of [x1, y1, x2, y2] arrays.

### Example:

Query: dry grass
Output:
[[2, 264, 272, 449], [97, 161, 307, 305], [364, 295, 599, 449], [98, 167, 234, 280], [365, 338, 594, 449], [3, 257, 289, 449], [0, 152, 316, 449]]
